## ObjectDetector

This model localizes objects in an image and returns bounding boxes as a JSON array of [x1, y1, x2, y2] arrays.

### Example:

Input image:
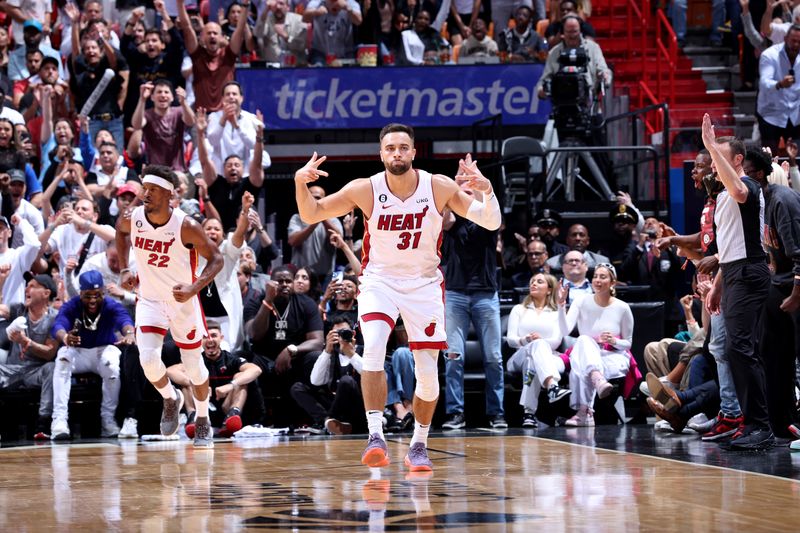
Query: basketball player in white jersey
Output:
[[115, 165, 224, 447], [295, 123, 501, 471]]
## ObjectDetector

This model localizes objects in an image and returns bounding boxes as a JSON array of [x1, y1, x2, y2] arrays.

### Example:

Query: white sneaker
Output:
[[118, 417, 139, 439], [686, 412, 710, 432], [790, 439, 800, 451], [101, 418, 121, 437], [51, 418, 70, 440], [654, 419, 673, 432]]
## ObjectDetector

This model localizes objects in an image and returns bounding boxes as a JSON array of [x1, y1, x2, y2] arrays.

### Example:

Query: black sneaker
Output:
[[728, 426, 775, 451], [442, 412, 465, 430], [489, 415, 508, 429], [385, 416, 403, 432], [547, 385, 571, 403], [522, 412, 538, 428], [400, 412, 415, 431]]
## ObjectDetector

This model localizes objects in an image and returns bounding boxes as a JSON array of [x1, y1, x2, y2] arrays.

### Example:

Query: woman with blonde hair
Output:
[[506, 273, 571, 428], [563, 263, 634, 426]]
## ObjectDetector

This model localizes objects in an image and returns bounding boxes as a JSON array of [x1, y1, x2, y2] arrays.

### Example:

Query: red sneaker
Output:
[[701, 414, 744, 441]]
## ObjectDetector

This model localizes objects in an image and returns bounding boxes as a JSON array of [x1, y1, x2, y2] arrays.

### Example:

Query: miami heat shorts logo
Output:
[[424, 320, 436, 337], [187, 329, 196, 340]]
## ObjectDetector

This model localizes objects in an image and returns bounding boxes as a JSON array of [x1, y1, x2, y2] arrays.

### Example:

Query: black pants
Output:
[[290, 382, 333, 425], [254, 351, 320, 426], [761, 280, 800, 438], [758, 115, 800, 155], [290, 375, 366, 432], [721, 260, 771, 429]]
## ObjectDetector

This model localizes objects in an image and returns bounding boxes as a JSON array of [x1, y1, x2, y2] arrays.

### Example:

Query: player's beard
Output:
[[385, 159, 411, 176]]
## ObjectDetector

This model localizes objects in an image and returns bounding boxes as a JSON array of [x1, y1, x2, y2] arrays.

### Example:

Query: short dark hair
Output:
[[206, 320, 221, 331], [562, 14, 582, 26], [560, 0, 577, 8], [379, 123, 414, 143], [144, 28, 165, 43], [272, 264, 296, 279], [744, 148, 773, 177], [98, 141, 118, 152], [142, 164, 179, 189], [329, 314, 353, 328], [716, 136, 746, 158], [75, 197, 100, 215], [515, 4, 533, 16], [152, 78, 174, 93], [342, 274, 359, 286], [789, 23, 800, 35], [222, 80, 243, 96]]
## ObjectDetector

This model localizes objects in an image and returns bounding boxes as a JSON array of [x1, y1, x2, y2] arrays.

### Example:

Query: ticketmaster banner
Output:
[[237, 64, 551, 130]]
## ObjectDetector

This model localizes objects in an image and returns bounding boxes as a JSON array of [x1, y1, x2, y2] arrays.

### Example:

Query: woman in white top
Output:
[[564, 263, 634, 426], [506, 273, 571, 428]]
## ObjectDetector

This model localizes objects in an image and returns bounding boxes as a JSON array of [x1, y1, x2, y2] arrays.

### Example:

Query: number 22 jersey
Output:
[[361, 170, 444, 281], [130, 206, 198, 301]]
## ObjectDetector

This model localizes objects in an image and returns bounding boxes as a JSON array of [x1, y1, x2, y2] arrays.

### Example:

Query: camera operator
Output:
[[290, 315, 365, 434], [536, 15, 612, 102]]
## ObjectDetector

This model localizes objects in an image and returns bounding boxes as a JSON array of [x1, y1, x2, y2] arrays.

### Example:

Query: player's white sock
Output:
[[194, 393, 209, 419], [410, 421, 430, 446], [367, 410, 384, 438], [156, 383, 177, 400]]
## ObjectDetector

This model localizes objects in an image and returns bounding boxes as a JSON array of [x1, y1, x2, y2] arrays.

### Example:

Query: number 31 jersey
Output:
[[130, 206, 198, 301], [361, 169, 444, 281]]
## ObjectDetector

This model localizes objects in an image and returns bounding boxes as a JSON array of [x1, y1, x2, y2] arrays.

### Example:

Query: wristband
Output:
[[230, 378, 239, 387], [344, 234, 353, 240], [262, 300, 274, 311]]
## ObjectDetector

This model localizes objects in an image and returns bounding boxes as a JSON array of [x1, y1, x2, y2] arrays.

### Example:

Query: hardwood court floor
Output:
[[0, 427, 798, 531]]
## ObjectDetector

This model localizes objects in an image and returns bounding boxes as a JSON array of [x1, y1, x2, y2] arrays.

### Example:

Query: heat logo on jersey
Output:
[[134, 236, 176, 268]]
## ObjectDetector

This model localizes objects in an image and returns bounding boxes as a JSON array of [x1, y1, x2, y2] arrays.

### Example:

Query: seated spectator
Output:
[[0, 272, 59, 440], [174, 321, 263, 437], [497, 6, 548, 63], [65, 4, 130, 150], [444, 0, 490, 46], [244, 264, 324, 426], [545, 0, 596, 48], [505, 273, 570, 428], [8, 169, 44, 248], [240, 246, 270, 294], [63, 241, 137, 315], [198, 192, 255, 353], [293, 266, 321, 302], [319, 273, 359, 329], [8, 19, 65, 82], [400, 10, 449, 65], [564, 264, 633, 426], [560, 249, 592, 306], [287, 186, 343, 281], [602, 202, 640, 272], [511, 239, 549, 287], [492, 0, 541, 39], [535, 209, 568, 256], [0, 215, 41, 306], [39, 197, 116, 273], [206, 82, 269, 177], [303, 0, 363, 66], [177, 0, 248, 111], [238, 261, 263, 314], [196, 106, 266, 232], [384, 319, 415, 432], [291, 315, 365, 434], [546, 223, 610, 275], [459, 19, 498, 61], [254, 0, 308, 65], [131, 80, 195, 172], [49, 271, 135, 439]]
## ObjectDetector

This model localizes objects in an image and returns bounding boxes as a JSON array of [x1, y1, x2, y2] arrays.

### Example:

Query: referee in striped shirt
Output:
[[701, 114, 774, 450]]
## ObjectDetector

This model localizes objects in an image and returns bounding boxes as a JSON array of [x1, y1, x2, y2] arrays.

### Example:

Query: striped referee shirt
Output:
[[714, 176, 766, 264]]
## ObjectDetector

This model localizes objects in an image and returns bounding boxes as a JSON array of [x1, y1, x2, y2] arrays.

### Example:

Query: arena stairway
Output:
[[589, 0, 737, 167]]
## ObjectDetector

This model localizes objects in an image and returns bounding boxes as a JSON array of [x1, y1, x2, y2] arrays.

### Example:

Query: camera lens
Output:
[[338, 329, 354, 342]]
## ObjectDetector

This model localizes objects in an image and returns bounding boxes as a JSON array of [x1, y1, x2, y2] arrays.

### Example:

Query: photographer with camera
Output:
[[536, 15, 611, 104], [290, 315, 365, 435]]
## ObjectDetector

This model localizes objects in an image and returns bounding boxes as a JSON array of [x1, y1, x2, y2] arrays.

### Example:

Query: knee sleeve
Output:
[[136, 331, 167, 383], [359, 319, 393, 372], [413, 349, 439, 402], [180, 346, 209, 385]]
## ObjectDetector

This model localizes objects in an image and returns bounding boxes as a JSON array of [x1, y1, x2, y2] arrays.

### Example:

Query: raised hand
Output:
[[241, 191, 255, 213], [701, 113, 717, 151], [176, 86, 186, 104], [328, 228, 345, 249], [458, 153, 492, 194], [140, 82, 154, 100], [557, 283, 568, 306], [294, 152, 328, 184], [343, 210, 357, 233], [195, 107, 208, 134], [787, 138, 798, 162]]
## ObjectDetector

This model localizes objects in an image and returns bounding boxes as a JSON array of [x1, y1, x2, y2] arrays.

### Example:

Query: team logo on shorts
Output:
[[187, 329, 196, 340], [379, 194, 387, 203], [425, 319, 436, 337], [135, 220, 143, 228]]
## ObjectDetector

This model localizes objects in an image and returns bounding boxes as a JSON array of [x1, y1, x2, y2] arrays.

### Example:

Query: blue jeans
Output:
[[88, 116, 125, 154], [671, 0, 740, 42], [708, 312, 742, 417], [444, 290, 504, 417], [385, 347, 415, 406]]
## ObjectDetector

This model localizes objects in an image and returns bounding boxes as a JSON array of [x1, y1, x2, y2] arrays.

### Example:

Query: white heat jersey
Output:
[[361, 170, 443, 281], [130, 206, 198, 301]]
